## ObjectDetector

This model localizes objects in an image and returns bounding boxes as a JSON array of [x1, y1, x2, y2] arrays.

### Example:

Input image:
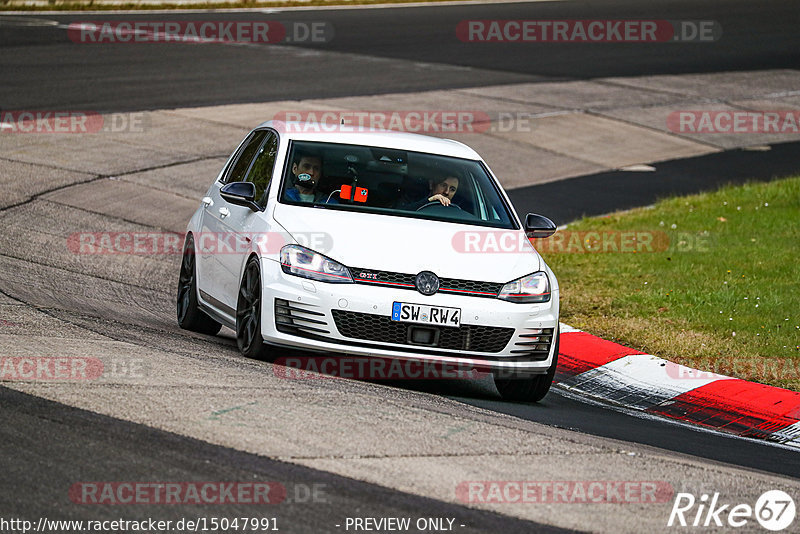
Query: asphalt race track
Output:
[[1, 1, 799, 532], [508, 140, 800, 225], [0, 387, 569, 534], [1, 0, 798, 111]]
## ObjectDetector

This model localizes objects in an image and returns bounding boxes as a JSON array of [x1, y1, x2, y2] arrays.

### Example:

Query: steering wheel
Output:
[[416, 201, 462, 211]]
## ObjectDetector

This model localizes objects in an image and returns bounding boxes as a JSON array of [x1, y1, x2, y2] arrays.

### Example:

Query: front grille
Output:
[[351, 267, 502, 298], [274, 299, 331, 336], [331, 310, 514, 353], [351, 268, 417, 289], [439, 277, 503, 297], [508, 327, 554, 361]]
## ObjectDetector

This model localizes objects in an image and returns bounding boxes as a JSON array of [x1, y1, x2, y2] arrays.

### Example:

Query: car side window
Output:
[[244, 131, 279, 207], [222, 130, 269, 184]]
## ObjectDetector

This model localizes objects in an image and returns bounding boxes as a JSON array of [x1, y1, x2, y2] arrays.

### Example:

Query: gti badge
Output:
[[415, 271, 440, 296]]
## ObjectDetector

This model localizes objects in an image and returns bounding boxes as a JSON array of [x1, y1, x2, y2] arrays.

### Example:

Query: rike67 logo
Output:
[[668, 490, 795, 531]]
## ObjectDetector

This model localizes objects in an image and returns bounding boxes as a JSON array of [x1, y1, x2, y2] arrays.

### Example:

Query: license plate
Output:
[[391, 302, 461, 327]]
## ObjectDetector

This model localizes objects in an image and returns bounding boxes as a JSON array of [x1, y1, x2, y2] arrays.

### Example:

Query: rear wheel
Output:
[[494, 327, 560, 403], [177, 235, 222, 336], [236, 257, 271, 360]]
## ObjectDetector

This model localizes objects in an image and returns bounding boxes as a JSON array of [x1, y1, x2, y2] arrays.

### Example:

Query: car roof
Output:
[[259, 120, 482, 160]]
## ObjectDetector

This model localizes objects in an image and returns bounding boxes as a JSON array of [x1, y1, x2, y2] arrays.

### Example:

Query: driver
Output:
[[285, 152, 337, 203], [403, 176, 459, 210]]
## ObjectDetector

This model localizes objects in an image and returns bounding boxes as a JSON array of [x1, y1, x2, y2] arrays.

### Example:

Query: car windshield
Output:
[[279, 140, 517, 229]]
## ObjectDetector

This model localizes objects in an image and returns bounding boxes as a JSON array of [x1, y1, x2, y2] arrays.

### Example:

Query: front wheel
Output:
[[177, 235, 222, 336], [494, 327, 559, 403], [236, 256, 271, 360]]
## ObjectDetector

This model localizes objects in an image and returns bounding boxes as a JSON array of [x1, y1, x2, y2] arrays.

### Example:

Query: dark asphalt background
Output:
[[508, 141, 800, 224], [1, 0, 798, 111], [0, 386, 574, 533]]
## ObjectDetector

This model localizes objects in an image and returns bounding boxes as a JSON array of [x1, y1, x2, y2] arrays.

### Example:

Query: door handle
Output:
[[219, 207, 230, 218], [201, 196, 213, 208]]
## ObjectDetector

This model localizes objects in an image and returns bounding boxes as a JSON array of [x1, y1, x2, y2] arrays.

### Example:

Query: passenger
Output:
[[285, 152, 337, 204]]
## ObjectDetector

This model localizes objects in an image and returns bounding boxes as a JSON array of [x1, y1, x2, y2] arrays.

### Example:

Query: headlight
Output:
[[498, 272, 550, 303], [280, 245, 353, 284]]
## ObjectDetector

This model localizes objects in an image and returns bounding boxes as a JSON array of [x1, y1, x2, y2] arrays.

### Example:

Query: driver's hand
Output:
[[428, 194, 451, 206]]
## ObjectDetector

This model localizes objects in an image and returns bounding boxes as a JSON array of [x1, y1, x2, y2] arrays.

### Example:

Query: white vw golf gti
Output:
[[177, 121, 560, 402]]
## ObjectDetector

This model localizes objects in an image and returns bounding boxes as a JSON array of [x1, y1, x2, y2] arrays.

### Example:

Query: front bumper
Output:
[[260, 259, 559, 375]]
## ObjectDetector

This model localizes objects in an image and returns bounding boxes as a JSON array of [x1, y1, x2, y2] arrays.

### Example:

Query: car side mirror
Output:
[[524, 213, 557, 239], [220, 182, 262, 211]]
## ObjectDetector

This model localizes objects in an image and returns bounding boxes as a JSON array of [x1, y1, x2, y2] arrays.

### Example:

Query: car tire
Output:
[[494, 326, 560, 403], [236, 256, 271, 360], [177, 234, 222, 336]]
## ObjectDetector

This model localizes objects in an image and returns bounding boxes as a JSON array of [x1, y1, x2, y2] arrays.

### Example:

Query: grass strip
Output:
[[538, 175, 800, 390]]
